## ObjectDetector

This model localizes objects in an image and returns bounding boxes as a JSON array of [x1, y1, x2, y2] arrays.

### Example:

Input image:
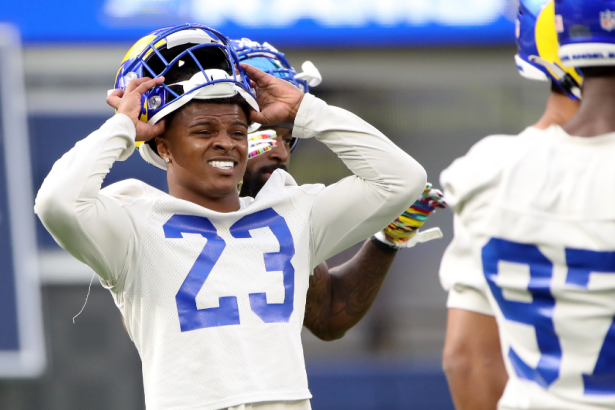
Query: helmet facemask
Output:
[[113, 24, 259, 170]]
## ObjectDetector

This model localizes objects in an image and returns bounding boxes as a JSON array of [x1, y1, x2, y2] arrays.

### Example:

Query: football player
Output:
[[440, 0, 582, 408], [233, 38, 446, 341], [35, 24, 427, 410], [439, 0, 615, 408]]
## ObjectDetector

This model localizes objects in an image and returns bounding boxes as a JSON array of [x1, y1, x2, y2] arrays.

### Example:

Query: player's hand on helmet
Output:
[[241, 63, 304, 126], [106, 77, 166, 142], [248, 130, 277, 159], [374, 183, 448, 249]]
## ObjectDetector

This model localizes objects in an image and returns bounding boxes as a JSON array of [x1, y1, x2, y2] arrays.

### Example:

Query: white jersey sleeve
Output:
[[293, 94, 427, 265], [438, 132, 522, 316], [441, 216, 493, 316], [440, 132, 520, 213], [34, 114, 141, 289]]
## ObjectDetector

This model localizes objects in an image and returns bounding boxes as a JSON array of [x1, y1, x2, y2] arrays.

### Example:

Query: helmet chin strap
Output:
[[530, 55, 582, 99]]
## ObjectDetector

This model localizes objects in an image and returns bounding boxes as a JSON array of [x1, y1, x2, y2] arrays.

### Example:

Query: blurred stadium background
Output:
[[0, 1, 547, 409]]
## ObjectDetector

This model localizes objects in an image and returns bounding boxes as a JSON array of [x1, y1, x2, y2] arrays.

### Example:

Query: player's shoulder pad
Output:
[[100, 178, 165, 204], [440, 129, 535, 211]]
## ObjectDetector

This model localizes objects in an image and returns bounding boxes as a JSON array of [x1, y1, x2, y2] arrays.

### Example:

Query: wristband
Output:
[[374, 228, 443, 250], [370, 235, 399, 253]]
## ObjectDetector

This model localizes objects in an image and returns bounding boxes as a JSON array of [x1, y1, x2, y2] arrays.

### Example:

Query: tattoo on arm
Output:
[[303, 239, 397, 341]]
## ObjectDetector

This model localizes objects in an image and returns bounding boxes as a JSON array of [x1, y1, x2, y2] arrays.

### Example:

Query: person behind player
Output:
[[439, 0, 615, 408], [35, 24, 427, 410], [439, 1, 583, 409], [231, 38, 447, 340]]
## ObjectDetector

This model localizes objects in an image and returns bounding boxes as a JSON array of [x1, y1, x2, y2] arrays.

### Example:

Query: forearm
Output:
[[443, 308, 507, 410], [304, 238, 397, 341]]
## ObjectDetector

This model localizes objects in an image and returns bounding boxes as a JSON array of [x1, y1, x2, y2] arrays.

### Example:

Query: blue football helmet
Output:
[[231, 38, 322, 153], [556, 0, 615, 68], [112, 24, 258, 170], [231, 38, 321, 93], [516, 0, 582, 99]]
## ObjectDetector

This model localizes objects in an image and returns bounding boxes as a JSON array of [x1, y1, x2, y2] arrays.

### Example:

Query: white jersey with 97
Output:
[[440, 125, 615, 410]]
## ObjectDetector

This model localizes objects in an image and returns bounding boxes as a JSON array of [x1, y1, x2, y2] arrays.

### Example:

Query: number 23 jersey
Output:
[[35, 95, 426, 410], [440, 126, 615, 410], [107, 172, 318, 410]]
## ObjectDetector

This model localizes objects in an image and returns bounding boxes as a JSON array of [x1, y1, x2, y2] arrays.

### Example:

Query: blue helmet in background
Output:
[[556, 0, 615, 68], [231, 38, 322, 153], [516, 0, 582, 99], [231, 38, 322, 93], [112, 24, 258, 170]]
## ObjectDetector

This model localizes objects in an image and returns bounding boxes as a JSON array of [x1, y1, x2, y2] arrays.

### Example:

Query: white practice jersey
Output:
[[440, 125, 615, 410], [35, 94, 426, 410]]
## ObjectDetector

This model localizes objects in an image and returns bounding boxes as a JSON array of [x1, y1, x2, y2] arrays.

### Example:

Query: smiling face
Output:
[[156, 100, 249, 210], [240, 126, 295, 198]]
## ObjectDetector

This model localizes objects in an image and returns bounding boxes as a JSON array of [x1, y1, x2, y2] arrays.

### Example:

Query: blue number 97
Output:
[[482, 238, 561, 388], [483, 238, 615, 395]]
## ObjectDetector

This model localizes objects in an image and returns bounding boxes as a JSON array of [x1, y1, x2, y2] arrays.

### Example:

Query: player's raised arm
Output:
[[34, 77, 165, 288], [303, 185, 446, 340], [243, 62, 427, 265], [297, 98, 427, 265]]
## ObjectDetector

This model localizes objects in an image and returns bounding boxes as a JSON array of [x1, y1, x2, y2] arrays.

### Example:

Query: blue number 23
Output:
[[163, 208, 295, 332]]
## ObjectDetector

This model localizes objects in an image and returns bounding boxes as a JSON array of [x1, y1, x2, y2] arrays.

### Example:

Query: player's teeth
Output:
[[208, 161, 234, 170]]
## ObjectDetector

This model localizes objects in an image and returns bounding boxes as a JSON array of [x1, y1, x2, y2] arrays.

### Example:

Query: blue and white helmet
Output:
[[516, 0, 582, 99], [231, 38, 321, 153], [231, 38, 322, 93], [112, 24, 259, 170], [556, 0, 615, 68]]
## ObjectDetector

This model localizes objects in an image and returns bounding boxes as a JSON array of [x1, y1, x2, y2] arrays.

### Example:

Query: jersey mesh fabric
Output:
[[110, 174, 316, 410], [440, 126, 615, 410]]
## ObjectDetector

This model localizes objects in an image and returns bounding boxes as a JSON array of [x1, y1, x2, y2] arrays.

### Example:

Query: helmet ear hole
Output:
[[146, 139, 159, 156]]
